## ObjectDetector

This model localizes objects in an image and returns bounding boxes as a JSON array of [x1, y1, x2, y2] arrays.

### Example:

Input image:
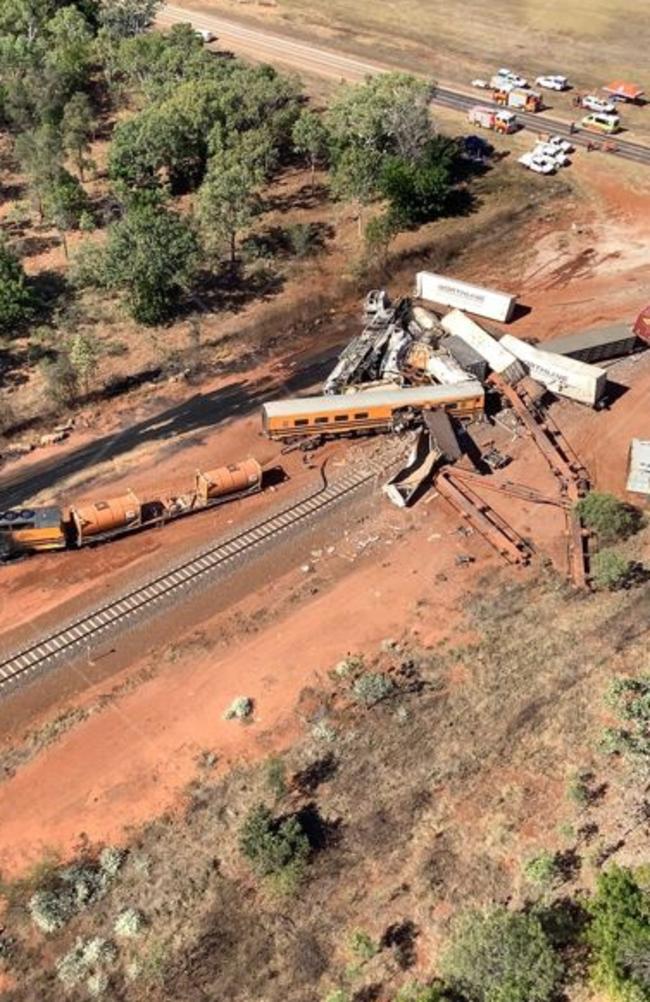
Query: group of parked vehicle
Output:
[[471, 67, 645, 137], [518, 134, 573, 174]]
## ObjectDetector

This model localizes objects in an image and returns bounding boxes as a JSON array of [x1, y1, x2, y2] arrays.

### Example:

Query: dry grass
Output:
[[277, 0, 649, 89], [3, 560, 650, 1001]]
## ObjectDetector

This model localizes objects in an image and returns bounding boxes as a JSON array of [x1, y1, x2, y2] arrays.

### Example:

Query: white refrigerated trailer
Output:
[[415, 272, 517, 323]]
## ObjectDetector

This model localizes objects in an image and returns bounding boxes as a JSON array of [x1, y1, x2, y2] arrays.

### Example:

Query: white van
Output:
[[196, 29, 216, 43]]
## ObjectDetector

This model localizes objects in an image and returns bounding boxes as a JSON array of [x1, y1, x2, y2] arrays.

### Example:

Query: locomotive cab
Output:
[[0, 507, 67, 556]]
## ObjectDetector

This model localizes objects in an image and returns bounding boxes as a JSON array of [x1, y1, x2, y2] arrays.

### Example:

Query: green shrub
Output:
[[286, 222, 320, 258], [41, 352, 79, 406], [352, 672, 395, 706], [265, 755, 287, 799], [239, 803, 309, 882], [349, 929, 378, 961], [323, 991, 350, 1002], [592, 550, 633, 591], [29, 851, 125, 933], [0, 240, 35, 335], [602, 677, 650, 770], [566, 769, 593, 808], [440, 907, 562, 1002], [576, 493, 638, 543], [114, 907, 145, 939], [586, 866, 650, 1002], [223, 696, 253, 721], [56, 937, 116, 990], [29, 887, 76, 933], [523, 852, 561, 889]]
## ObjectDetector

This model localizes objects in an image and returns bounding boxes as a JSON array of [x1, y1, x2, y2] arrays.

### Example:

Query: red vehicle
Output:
[[633, 305, 650, 344], [468, 106, 517, 133]]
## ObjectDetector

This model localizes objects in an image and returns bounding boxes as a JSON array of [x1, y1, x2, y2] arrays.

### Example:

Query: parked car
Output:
[[471, 78, 489, 89], [518, 152, 555, 174], [533, 143, 570, 166], [581, 94, 617, 114], [195, 29, 216, 42], [496, 68, 527, 88], [546, 134, 573, 153], [535, 75, 569, 91], [581, 112, 621, 134]]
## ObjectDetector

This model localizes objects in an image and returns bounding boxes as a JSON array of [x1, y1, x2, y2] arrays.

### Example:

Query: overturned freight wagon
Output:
[[440, 309, 525, 383], [415, 272, 517, 323], [543, 324, 646, 364], [500, 334, 607, 406], [261, 383, 484, 441]]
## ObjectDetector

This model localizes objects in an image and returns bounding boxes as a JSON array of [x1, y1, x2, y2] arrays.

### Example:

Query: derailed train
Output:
[[261, 381, 485, 441], [0, 459, 263, 558]]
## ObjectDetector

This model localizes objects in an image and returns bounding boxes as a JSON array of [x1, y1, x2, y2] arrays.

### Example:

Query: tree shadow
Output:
[[0, 346, 338, 505], [380, 919, 419, 970], [242, 221, 334, 261], [13, 233, 61, 259], [292, 752, 338, 795], [31, 269, 70, 318], [261, 181, 330, 214], [0, 181, 24, 204], [353, 986, 383, 1002], [187, 260, 285, 318], [293, 802, 342, 854]]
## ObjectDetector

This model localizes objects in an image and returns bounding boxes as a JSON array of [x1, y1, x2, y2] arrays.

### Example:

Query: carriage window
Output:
[[334, 414, 349, 422], [294, 418, 309, 426], [315, 417, 328, 424], [354, 412, 369, 419]]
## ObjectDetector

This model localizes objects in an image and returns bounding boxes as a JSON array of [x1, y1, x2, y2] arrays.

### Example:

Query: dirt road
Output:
[[158, 2, 385, 80]]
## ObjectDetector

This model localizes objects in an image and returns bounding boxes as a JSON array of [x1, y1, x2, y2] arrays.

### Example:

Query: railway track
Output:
[[0, 462, 382, 694], [433, 87, 650, 166]]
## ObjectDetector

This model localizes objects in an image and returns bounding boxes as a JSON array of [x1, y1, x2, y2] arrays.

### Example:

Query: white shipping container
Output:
[[415, 271, 517, 323], [626, 439, 650, 495], [500, 334, 607, 406], [440, 310, 525, 383]]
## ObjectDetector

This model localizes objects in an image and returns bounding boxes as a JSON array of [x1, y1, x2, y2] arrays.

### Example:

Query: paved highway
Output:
[[158, 3, 650, 166]]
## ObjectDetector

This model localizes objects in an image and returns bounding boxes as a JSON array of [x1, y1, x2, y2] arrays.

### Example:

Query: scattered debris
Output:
[[626, 439, 650, 496]]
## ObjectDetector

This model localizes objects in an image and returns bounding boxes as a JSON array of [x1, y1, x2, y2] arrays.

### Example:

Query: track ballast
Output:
[[0, 462, 381, 693]]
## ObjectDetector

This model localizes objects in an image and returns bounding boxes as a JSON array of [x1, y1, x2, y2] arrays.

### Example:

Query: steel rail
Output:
[[0, 462, 382, 693]]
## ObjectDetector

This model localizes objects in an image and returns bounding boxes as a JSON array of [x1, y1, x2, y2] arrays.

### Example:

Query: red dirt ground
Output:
[[0, 493, 490, 875], [0, 151, 649, 878]]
